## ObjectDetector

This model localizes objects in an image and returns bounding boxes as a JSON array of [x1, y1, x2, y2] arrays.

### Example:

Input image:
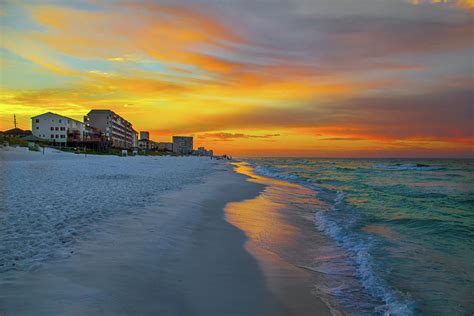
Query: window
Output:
[[51, 127, 54, 131], [35, 119, 39, 123], [59, 119, 62, 123], [51, 135, 54, 138], [55, 135, 59, 138], [60, 127, 65, 131], [55, 127, 59, 131], [60, 135, 65, 138], [36, 127, 39, 130]]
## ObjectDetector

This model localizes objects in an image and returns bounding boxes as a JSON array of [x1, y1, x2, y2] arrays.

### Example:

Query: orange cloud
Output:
[[410, 0, 474, 8], [199, 132, 281, 141], [28, 3, 244, 75]]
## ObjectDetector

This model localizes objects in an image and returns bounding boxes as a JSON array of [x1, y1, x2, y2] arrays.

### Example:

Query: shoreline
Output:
[[0, 152, 333, 315], [227, 162, 337, 315]]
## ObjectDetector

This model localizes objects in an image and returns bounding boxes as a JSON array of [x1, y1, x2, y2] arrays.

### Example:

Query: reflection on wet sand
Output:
[[224, 162, 336, 315], [225, 162, 299, 249]]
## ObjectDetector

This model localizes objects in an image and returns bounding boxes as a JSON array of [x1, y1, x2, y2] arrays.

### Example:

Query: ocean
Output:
[[244, 158, 474, 315]]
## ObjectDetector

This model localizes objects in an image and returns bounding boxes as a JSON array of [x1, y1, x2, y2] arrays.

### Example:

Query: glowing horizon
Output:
[[1, 0, 473, 157]]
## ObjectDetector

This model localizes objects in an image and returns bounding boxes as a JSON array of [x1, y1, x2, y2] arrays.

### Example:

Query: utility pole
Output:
[[13, 114, 17, 129]]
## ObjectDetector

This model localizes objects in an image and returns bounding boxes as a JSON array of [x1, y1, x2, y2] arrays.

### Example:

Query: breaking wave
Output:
[[250, 163, 414, 315]]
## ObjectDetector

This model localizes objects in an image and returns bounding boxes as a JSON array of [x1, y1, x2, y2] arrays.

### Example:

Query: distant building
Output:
[[84, 110, 134, 149], [138, 139, 148, 151], [138, 139, 157, 151], [32, 112, 85, 143], [157, 142, 173, 152], [196, 146, 213, 156], [139, 131, 149, 140], [172, 136, 193, 154]]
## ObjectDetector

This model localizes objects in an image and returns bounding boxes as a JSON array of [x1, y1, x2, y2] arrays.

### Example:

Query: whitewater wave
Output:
[[253, 166, 299, 181], [314, 194, 414, 315], [252, 165, 326, 192], [249, 162, 414, 315]]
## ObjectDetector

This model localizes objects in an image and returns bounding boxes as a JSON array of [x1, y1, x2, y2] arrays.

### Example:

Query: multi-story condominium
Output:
[[84, 110, 134, 149], [139, 131, 149, 140], [172, 136, 193, 154], [83, 125, 107, 143], [31, 112, 85, 143], [157, 142, 173, 152], [132, 129, 138, 148]]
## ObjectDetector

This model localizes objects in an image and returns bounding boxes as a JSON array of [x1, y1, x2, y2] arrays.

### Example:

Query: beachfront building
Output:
[[84, 110, 134, 149], [196, 147, 213, 157], [139, 131, 149, 140], [138, 139, 158, 151], [132, 129, 138, 148], [172, 136, 193, 154], [157, 142, 173, 152], [137, 131, 156, 151], [32, 112, 85, 144], [83, 125, 106, 142]]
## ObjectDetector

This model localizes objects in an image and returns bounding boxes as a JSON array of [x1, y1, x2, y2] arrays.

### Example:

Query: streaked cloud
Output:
[[410, 0, 474, 9], [199, 132, 281, 141]]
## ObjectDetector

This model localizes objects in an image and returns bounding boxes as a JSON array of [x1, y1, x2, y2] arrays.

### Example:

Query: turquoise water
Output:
[[246, 158, 474, 315]]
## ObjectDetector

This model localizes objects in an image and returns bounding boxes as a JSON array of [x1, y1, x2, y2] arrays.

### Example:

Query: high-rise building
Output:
[[84, 110, 134, 149], [172, 136, 193, 154]]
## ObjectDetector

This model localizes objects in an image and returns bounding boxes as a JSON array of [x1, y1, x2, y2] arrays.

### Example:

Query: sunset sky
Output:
[[0, 0, 473, 157]]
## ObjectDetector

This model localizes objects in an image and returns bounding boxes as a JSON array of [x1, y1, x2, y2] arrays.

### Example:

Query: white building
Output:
[[31, 112, 85, 143]]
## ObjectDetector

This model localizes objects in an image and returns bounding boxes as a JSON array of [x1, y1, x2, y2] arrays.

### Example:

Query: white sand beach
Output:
[[0, 147, 332, 315]]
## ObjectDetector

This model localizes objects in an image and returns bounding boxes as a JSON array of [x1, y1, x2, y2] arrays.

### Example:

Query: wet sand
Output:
[[227, 162, 338, 315], [0, 157, 332, 315]]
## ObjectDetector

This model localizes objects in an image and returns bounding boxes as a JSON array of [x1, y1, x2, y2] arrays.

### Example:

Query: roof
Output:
[[31, 112, 83, 124], [87, 109, 114, 114], [173, 136, 193, 139], [87, 109, 132, 125]]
